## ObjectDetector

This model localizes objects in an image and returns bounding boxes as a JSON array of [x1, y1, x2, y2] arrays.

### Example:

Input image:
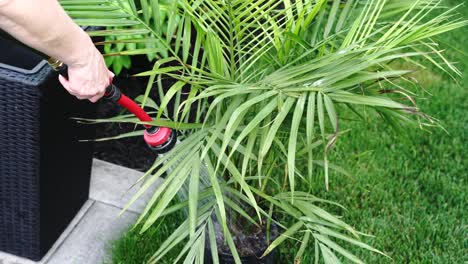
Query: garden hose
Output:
[[47, 58, 177, 153]]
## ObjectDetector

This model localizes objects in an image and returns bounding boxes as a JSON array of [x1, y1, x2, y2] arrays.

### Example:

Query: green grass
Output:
[[107, 208, 185, 264], [284, 63, 467, 262], [280, 2, 467, 262], [109, 1, 467, 263]]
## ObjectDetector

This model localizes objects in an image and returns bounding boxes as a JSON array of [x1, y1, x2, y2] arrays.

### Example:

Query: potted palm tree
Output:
[[61, 0, 465, 262]]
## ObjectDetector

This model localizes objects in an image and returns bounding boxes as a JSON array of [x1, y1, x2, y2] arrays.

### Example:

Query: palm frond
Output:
[[61, 0, 466, 262]]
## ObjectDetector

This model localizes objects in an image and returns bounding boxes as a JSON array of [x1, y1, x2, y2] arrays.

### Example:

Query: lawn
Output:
[[109, 1, 467, 263]]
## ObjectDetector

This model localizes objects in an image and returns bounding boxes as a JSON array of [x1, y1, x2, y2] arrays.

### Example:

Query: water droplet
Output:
[[338, 50, 347, 55], [312, 79, 323, 87]]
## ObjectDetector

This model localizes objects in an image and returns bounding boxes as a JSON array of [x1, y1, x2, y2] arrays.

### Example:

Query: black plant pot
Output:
[[204, 221, 278, 264], [205, 248, 276, 264], [0, 34, 96, 260]]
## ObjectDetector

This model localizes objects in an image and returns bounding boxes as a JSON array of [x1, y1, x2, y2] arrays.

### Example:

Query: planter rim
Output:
[[0, 26, 92, 75], [0, 60, 48, 75]]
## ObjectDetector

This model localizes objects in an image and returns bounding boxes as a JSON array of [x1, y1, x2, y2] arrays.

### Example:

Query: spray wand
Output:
[[46, 57, 177, 154]]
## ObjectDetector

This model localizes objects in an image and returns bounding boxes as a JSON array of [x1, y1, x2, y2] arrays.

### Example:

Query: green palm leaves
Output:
[[61, 0, 465, 263]]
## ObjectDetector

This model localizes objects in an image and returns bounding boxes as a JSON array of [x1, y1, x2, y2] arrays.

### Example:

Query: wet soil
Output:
[[93, 56, 157, 171]]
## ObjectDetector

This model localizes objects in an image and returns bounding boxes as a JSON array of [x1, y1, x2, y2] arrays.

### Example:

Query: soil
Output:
[[212, 217, 279, 259], [92, 26, 200, 171], [93, 56, 158, 171], [92, 55, 197, 171]]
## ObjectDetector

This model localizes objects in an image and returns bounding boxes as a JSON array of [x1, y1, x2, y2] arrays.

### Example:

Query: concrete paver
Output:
[[46, 202, 138, 264], [89, 159, 161, 214]]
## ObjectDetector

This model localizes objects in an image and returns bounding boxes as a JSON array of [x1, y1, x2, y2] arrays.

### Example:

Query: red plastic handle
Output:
[[59, 72, 173, 148], [115, 93, 153, 128], [104, 80, 172, 148]]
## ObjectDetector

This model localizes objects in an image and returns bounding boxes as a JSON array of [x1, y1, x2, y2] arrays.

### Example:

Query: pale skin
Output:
[[0, 0, 113, 102]]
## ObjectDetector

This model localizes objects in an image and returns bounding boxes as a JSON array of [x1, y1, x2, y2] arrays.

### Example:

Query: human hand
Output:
[[58, 46, 114, 103]]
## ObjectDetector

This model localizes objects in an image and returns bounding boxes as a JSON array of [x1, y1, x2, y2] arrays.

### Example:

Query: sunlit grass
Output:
[[280, 1, 467, 261]]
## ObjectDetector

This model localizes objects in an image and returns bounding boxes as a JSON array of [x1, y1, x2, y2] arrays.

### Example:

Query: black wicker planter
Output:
[[0, 36, 96, 261]]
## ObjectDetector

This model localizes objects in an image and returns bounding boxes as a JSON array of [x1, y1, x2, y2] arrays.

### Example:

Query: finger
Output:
[[88, 94, 102, 103], [75, 95, 89, 100], [108, 71, 115, 84], [90, 89, 105, 103], [58, 74, 71, 90]]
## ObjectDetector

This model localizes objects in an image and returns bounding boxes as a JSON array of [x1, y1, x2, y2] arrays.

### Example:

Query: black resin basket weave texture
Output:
[[0, 62, 48, 259], [0, 41, 95, 261]]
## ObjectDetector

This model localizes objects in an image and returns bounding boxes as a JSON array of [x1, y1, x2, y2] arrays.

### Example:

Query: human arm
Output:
[[0, 0, 113, 102]]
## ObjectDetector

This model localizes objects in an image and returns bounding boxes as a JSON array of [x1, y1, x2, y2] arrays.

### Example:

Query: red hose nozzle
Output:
[[144, 127, 172, 147], [104, 81, 176, 152], [144, 127, 177, 153], [54, 62, 176, 153]]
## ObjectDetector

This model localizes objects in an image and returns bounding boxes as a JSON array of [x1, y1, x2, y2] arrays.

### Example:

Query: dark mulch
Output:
[[92, 55, 196, 171], [93, 56, 157, 172]]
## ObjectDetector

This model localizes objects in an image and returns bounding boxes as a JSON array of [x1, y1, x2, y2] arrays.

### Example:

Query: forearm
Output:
[[0, 0, 92, 66]]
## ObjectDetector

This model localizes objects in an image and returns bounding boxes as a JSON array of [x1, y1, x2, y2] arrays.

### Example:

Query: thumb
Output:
[[108, 70, 115, 82], [58, 74, 72, 91]]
